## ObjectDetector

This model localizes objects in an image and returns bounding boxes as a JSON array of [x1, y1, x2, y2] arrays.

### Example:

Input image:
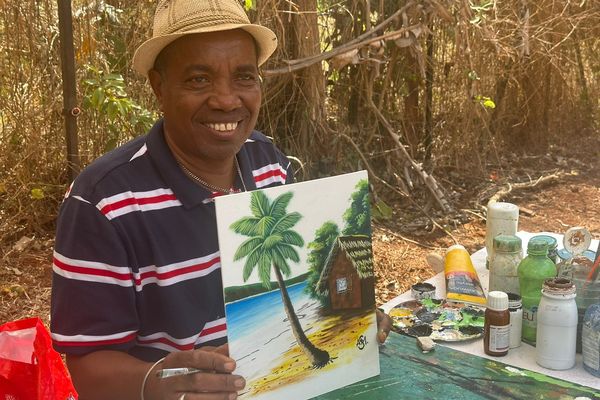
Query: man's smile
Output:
[[205, 121, 239, 132]]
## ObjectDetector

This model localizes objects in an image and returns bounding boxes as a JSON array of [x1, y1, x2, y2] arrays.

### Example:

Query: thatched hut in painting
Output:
[[316, 235, 375, 311]]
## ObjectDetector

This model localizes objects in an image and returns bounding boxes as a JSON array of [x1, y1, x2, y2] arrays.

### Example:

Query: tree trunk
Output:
[[273, 264, 330, 367]]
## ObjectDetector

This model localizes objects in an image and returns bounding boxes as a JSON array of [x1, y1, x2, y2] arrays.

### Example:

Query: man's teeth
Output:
[[206, 122, 238, 131]]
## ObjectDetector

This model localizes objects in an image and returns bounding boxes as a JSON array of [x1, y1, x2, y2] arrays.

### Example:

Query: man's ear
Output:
[[148, 69, 164, 111]]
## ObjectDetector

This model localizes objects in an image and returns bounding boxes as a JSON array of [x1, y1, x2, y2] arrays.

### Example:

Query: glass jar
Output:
[[489, 235, 522, 295]]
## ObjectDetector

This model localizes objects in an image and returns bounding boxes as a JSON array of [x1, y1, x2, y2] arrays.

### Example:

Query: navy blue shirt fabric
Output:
[[50, 120, 293, 362]]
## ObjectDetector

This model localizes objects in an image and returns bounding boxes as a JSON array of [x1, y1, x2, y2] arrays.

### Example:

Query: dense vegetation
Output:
[[0, 0, 597, 243]]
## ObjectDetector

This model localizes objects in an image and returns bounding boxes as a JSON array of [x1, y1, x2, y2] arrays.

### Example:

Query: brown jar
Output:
[[484, 291, 510, 356]]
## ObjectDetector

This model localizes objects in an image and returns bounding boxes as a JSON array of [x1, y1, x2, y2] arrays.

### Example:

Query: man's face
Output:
[[149, 30, 261, 164]]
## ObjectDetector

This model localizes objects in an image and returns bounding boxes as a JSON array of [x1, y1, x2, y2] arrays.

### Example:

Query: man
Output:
[[51, 1, 390, 399]]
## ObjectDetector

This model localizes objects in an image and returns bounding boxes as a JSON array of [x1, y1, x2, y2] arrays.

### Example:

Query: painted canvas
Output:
[[214, 170, 380, 400]]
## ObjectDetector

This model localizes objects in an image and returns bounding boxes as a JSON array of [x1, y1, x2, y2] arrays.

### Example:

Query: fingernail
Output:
[[224, 361, 235, 371], [234, 378, 245, 388], [229, 393, 238, 400]]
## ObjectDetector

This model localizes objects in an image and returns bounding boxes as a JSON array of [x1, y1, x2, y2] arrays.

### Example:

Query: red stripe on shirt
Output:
[[135, 257, 221, 285], [54, 256, 133, 281], [100, 193, 178, 215], [200, 323, 227, 337], [254, 168, 286, 183]]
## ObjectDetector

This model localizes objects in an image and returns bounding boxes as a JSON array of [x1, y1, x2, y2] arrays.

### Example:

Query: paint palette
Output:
[[389, 299, 485, 342]]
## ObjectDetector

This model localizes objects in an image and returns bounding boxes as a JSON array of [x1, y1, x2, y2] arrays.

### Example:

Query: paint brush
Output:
[[155, 367, 201, 379]]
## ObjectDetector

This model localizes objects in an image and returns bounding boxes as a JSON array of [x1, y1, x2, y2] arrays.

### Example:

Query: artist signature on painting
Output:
[[356, 335, 368, 350]]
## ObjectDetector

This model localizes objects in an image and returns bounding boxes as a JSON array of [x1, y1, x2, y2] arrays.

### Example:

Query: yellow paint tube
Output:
[[444, 244, 487, 306]]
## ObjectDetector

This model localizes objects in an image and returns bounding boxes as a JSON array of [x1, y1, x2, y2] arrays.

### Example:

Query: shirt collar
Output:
[[145, 119, 256, 208]]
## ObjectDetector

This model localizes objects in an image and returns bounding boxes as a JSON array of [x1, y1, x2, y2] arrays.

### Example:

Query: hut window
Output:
[[336, 276, 352, 294]]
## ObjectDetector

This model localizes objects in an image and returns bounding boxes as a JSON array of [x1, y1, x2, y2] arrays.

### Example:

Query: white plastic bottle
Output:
[[535, 278, 578, 370], [485, 202, 519, 269]]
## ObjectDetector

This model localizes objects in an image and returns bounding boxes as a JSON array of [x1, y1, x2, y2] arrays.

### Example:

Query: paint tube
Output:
[[444, 244, 487, 306]]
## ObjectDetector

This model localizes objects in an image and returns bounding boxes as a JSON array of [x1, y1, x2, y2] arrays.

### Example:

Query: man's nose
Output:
[[207, 80, 242, 111]]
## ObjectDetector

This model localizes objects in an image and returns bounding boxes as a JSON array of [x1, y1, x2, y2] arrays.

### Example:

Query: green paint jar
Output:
[[518, 238, 557, 345], [530, 234, 559, 264]]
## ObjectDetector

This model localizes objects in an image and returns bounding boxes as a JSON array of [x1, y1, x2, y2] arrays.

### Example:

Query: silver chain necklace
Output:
[[178, 157, 247, 194]]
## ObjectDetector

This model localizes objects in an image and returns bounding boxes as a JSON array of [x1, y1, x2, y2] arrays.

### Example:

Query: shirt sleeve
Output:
[[50, 194, 139, 355]]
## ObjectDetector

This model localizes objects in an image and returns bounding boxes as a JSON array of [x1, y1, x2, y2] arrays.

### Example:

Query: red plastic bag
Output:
[[0, 317, 77, 400]]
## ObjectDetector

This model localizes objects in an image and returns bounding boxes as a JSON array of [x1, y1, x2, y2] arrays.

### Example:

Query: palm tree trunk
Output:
[[273, 264, 330, 367]]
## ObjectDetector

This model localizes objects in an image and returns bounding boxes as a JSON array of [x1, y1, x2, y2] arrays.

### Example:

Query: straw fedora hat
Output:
[[132, 0, 278, 77]]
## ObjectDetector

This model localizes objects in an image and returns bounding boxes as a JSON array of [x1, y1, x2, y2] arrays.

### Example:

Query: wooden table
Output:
[[381, 231, 600, 392]]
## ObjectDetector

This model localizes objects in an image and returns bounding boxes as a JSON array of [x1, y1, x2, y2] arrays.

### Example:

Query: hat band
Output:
[[160, 12, 250, 35]]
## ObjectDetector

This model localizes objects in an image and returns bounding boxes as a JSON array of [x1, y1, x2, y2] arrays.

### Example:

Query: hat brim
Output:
[[132, 23, 277, 77]]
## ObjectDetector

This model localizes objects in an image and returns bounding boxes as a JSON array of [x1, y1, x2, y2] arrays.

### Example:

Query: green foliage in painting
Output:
[[342, 179, 371, 236], [305, 221, 340, 305], [230, 191, 304, 289]]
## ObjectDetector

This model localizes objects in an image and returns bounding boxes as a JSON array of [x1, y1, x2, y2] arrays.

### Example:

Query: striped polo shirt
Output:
[[50, 120, 293, 361]]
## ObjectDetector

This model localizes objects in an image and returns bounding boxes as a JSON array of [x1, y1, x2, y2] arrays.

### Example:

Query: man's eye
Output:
[[237, 74, 259, 82], [189, 76, 209, 84]]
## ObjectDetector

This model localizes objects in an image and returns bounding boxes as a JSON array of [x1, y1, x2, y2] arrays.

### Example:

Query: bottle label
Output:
[[522, 305, 538, 329], [582, 324, 600, 370], [489, 324, 510, 352]]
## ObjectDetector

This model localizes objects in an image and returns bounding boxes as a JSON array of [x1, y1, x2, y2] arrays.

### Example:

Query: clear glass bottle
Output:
[[536, 278, 577, 370], [518, 238, 557, 345], [582, 302, 600, 377], [489, 235, 522, 295]]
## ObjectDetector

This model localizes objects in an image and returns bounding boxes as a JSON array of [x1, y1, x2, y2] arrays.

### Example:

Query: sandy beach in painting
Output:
[[226, 283, 379, 400]]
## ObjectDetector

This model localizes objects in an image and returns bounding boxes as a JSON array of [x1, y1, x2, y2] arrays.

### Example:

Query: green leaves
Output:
[[81, 65, 157, 149], [230, 190, 304, 287], [473, 95, 496, 109], [372, 199, 393, 220], [30, 188, 45, 200], [244, 0, 256, 11], [250, 190, 270, 218]]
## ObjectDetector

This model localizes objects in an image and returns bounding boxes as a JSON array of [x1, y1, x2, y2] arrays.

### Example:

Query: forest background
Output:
[[0, 0, 598, 323]]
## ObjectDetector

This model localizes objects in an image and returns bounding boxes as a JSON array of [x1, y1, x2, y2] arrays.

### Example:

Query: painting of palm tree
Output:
[[215, 170, 380, 400], [230, 190, 330, 368]]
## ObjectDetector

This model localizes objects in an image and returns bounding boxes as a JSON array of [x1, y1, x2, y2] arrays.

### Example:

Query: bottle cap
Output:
[[493, 235, 522, 253], [527, 238, 549, 255], [446, 244, 466, 254], [530, 235, 557, 251], [487, 291, 509, 311], [487, 202, 519, 220], [507, 292, 522, 308], [542, 278, 576, 296]]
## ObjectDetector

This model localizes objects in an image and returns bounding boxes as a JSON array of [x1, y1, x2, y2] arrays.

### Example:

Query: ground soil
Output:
[[1, 139, 599, 327]]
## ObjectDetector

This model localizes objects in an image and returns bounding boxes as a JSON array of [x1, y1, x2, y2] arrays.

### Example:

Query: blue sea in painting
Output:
[[225, 281, 309, 343]]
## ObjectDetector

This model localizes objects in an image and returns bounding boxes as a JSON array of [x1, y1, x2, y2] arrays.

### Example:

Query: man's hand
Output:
[[152, 344, 244, 400], [376, 308, 392, 344]]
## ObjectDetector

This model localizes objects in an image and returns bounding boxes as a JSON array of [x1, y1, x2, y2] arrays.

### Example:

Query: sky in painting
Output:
[[215, 170, 368, 288]]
